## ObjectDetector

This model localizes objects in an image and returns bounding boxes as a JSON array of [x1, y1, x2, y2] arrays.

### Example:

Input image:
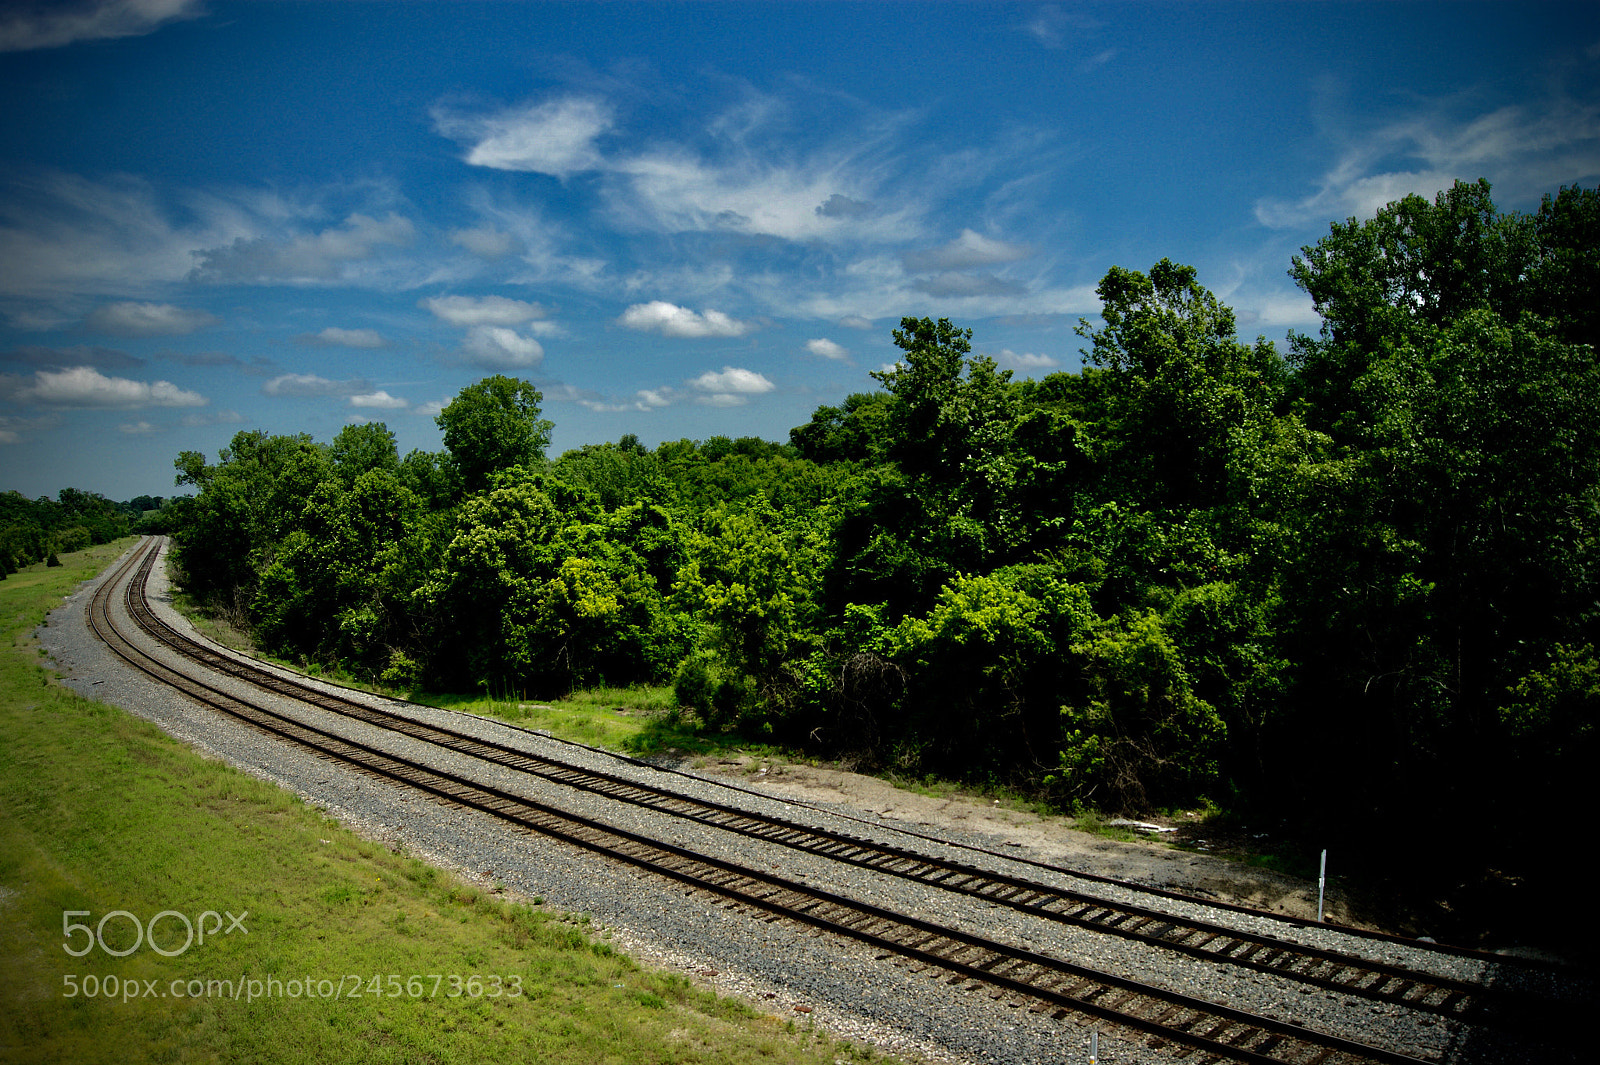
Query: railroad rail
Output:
[[84, 538, 1554, 1064]]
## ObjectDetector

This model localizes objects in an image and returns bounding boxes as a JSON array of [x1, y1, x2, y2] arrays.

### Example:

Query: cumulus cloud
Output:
[[83, 300, 217, 336], [261, 373, 369, 398], [0, 0, 203, 52], [189, 212, 415, 284], [433, 97, 614, 177], [12, 365, 206, 408], [300, 326, 385, 349], [461, 325, 543, 368], [837, 315, 875, 331], [994, 349, 1059, 371], [619, 301, 751, 338], [349, 390, 408, 410], [689, 366, 775, 404], [903, 229, 1034, 272], [421, 294, 547, 327], [118, 420, 159, 435], [805, 338, 849, 361]]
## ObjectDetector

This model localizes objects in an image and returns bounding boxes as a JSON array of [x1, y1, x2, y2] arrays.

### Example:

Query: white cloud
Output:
[[118, 420, 159, 435], [903, 229, 1034, 272], [305, 326, 385, 349], [438, 91, 923, 244], [420, 294, 546, 327], [689, 366, 775, 395], [448, 225, 520, 258], [1256, 98, 1600, 228], [994, 349, 1059, 371], [838, 315, 875, 331], [619, 301, 751, 338], [805, 338, 849, 361], [0, 0, 203, 52], [261, 373, 369, 398], [913, 272, 1027, 298], [190, 213, 415, 284], [349, 390, 408, 410], [14, 365, 206, 408], [83, 301, 217, 336], [462, 325, 543, 368], [433, 97, 613, 177], [0, 171, 256, 305], [695, 392, 750, 407]]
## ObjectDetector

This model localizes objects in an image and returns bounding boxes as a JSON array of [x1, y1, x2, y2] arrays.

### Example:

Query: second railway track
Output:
[[81, 537, 1585, 1065]]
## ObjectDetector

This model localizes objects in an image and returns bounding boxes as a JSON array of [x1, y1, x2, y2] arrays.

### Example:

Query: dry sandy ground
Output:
[[680, 752, 1351, 927]]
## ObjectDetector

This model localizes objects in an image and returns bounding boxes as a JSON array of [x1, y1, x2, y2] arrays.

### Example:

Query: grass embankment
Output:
[[0, 540, 888, 1065]]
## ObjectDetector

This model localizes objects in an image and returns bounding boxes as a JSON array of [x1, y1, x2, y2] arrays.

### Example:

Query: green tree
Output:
[[329, 422, 399, 486], [436, 376, 553, 495], [1076, 259, 1286, 513]]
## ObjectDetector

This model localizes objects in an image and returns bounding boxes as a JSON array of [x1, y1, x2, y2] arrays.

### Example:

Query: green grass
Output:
[[0, 540, 895, 1065]]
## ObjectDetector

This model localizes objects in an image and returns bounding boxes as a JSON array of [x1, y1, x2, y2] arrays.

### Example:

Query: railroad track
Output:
[[85, 538, 1559, 1064]]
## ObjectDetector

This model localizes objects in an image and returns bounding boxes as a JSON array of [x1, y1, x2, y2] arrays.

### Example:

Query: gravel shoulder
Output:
[[681, 754, 1341, 924]]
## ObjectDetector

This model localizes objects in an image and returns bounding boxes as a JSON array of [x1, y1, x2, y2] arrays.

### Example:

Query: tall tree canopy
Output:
[[436, 375, 553, 495]]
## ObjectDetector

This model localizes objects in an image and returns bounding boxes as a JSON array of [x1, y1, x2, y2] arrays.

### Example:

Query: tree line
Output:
[[0, 489, 172, 574], [164, 180, 1598, 896]]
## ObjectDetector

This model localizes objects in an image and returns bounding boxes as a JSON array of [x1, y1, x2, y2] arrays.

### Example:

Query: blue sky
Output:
[[1, 0, 1596, 500]]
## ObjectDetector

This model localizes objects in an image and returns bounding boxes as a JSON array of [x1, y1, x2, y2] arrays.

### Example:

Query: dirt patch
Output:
[[688, 754, 1355, 928]]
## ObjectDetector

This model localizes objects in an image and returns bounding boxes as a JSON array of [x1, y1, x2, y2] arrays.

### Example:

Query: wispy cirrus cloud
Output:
[[0, 171, 248, 308], [435, 90, 924, 244], [448, 225, 521, 259], [0, 0, 203, 53], [1256, 95, 1600, 228]]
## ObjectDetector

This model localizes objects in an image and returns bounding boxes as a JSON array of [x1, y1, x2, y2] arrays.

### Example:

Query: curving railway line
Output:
[[84, 537, 1583, 1065]]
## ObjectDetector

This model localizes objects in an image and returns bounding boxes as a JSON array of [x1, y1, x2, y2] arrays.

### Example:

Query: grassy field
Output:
[[0, 539, 892, 1065]]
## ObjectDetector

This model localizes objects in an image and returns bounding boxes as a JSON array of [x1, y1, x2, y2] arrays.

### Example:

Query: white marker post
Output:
[[1317, 849, 1327, 922], [1089, 1030, 1099, 1064]]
